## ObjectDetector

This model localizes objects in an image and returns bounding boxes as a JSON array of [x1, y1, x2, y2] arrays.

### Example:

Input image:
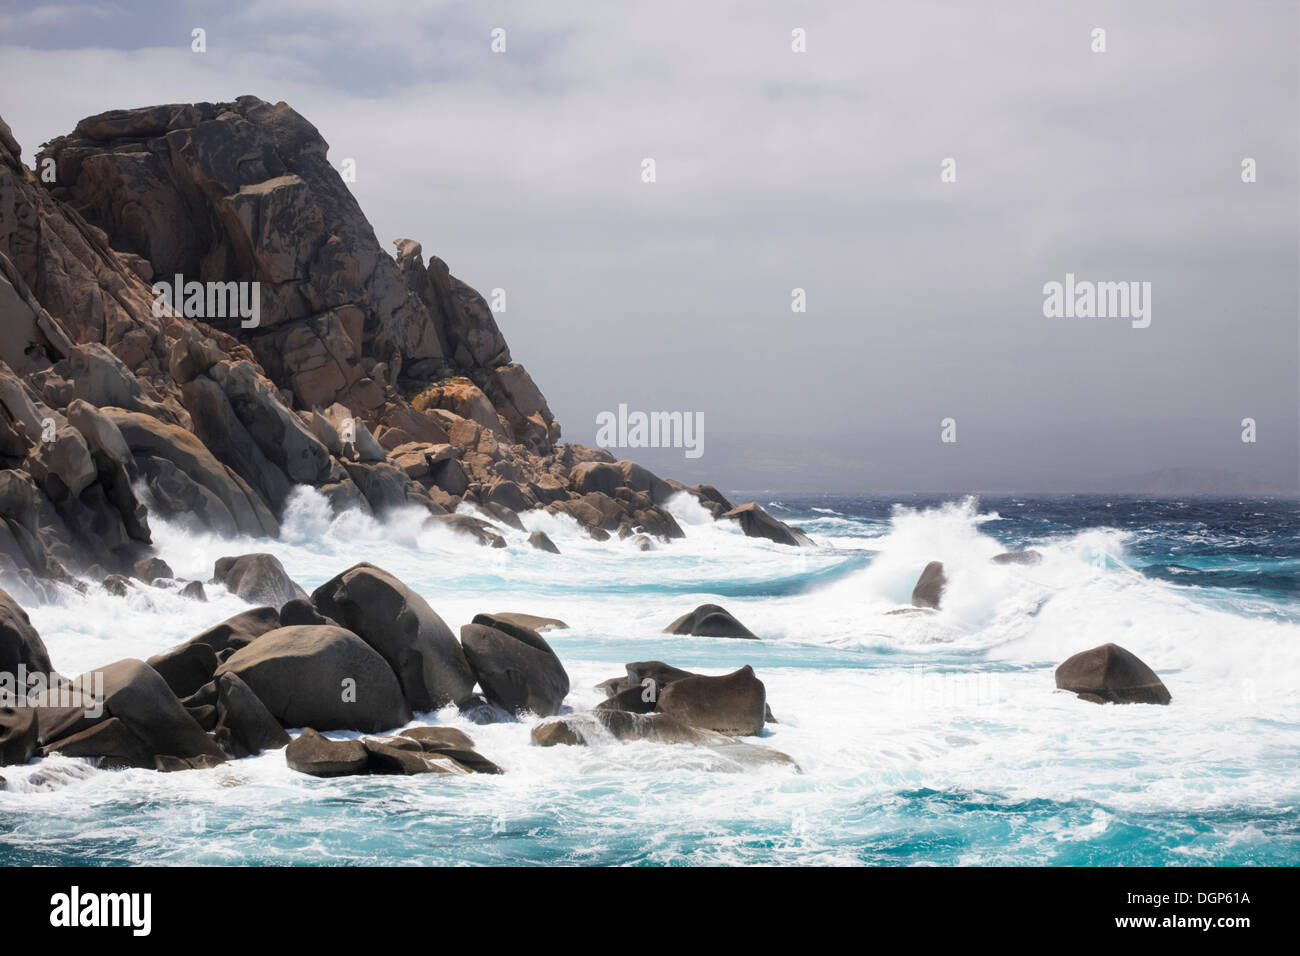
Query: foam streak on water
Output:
[[3, 491, 1298, 865]]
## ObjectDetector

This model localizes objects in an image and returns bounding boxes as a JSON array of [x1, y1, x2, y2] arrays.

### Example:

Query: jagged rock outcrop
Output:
[[0, 96, 778, 597]]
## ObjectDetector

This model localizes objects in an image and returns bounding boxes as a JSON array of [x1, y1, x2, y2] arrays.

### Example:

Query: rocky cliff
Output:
[[0, 96, 804, 602]]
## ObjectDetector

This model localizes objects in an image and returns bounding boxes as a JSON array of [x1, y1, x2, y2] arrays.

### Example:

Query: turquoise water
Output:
[[3, 492, 1298, 865]]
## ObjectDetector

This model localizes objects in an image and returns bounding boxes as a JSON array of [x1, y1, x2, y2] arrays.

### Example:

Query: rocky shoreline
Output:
[[0, 97, 1172, 786], [0, 558, 803, 778]]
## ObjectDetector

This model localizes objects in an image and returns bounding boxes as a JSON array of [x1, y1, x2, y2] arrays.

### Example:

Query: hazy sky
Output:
[[1, 0, 1296, 492]]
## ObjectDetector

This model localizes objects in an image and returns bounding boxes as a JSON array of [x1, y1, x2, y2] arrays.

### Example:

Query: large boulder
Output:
[[461, 616, 570, 717], [1055, 643, 1172, 705], [722, 502, 813, 547], [212, 553, 308, 609], [655, 666, 767, 736], [911, 561, 946, 609], [44, 658, 227, 766], [310, 563, 475, 712], [216, 624, 411, 732], [663, 603, 758, 640]]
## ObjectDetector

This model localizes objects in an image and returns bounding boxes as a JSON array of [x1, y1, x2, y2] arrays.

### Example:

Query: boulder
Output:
[[285, 728, 369, 777], [101, 408, 280, 538], [395, 726, 502, 774], [396, 726, 475, 751], [214, 671, 290, 757], [594, 684, 659, 715], [145, 641, 219, 698], [527, 530, 560, 554], [911, 561, 946, 609], [216, 625, 412, 732], [180, 581, 207, 601], [180, 606, 281, 658], [664, 603, 758, 640], [656, 666, 767, 736], [1055, 643, 1171, 705], [423, 513, 506, 548], [311, 563, 475, 712], [461, 617, 570, 717], [44, 658, 228, 765], [362, 736, 470, 775], [279, 597, 332, 627], [477, 612, 568, 633], [531, 710, 709, 746], [133, 556, 174, 582], [212, 553, 308, 609], [991, 550, 1043, 566], [42, 717, 155, 769], [0, 705, 37, 765], [0, 588, 54, 682], [722, 502, 813, 547], [570, 461, 624, 497]]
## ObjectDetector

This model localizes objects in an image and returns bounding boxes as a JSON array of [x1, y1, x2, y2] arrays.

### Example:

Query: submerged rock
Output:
[[527, 530, 560, 554], [663, 603, 758, 640], [1055, 643, 1171, 705], [991, 550, 1043, 566], [721, 502, 813, 547], [911, 560, 946, 609]]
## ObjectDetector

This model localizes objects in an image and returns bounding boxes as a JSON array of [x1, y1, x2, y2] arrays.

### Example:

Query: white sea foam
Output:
[[4, 490, 1297, 864]]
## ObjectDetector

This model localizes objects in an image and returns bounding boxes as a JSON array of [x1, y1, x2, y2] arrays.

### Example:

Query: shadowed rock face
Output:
[[1055, 643, 1172, 705]]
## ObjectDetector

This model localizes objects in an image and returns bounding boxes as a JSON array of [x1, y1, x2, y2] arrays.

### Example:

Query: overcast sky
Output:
[[1, 0, 1296, 492]]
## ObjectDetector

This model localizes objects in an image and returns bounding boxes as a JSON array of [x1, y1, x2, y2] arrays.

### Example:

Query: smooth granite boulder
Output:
[[311, 563, 474, 712], [461, 616, 570, 717], [663, 603, 758, 640], [217, 625, 411, 732], [212, 553, 308, 610], [1055, 643, 1171, 705]]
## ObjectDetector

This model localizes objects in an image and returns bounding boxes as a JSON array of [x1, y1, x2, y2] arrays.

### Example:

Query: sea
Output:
[[1, 491, 1297, 866]]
